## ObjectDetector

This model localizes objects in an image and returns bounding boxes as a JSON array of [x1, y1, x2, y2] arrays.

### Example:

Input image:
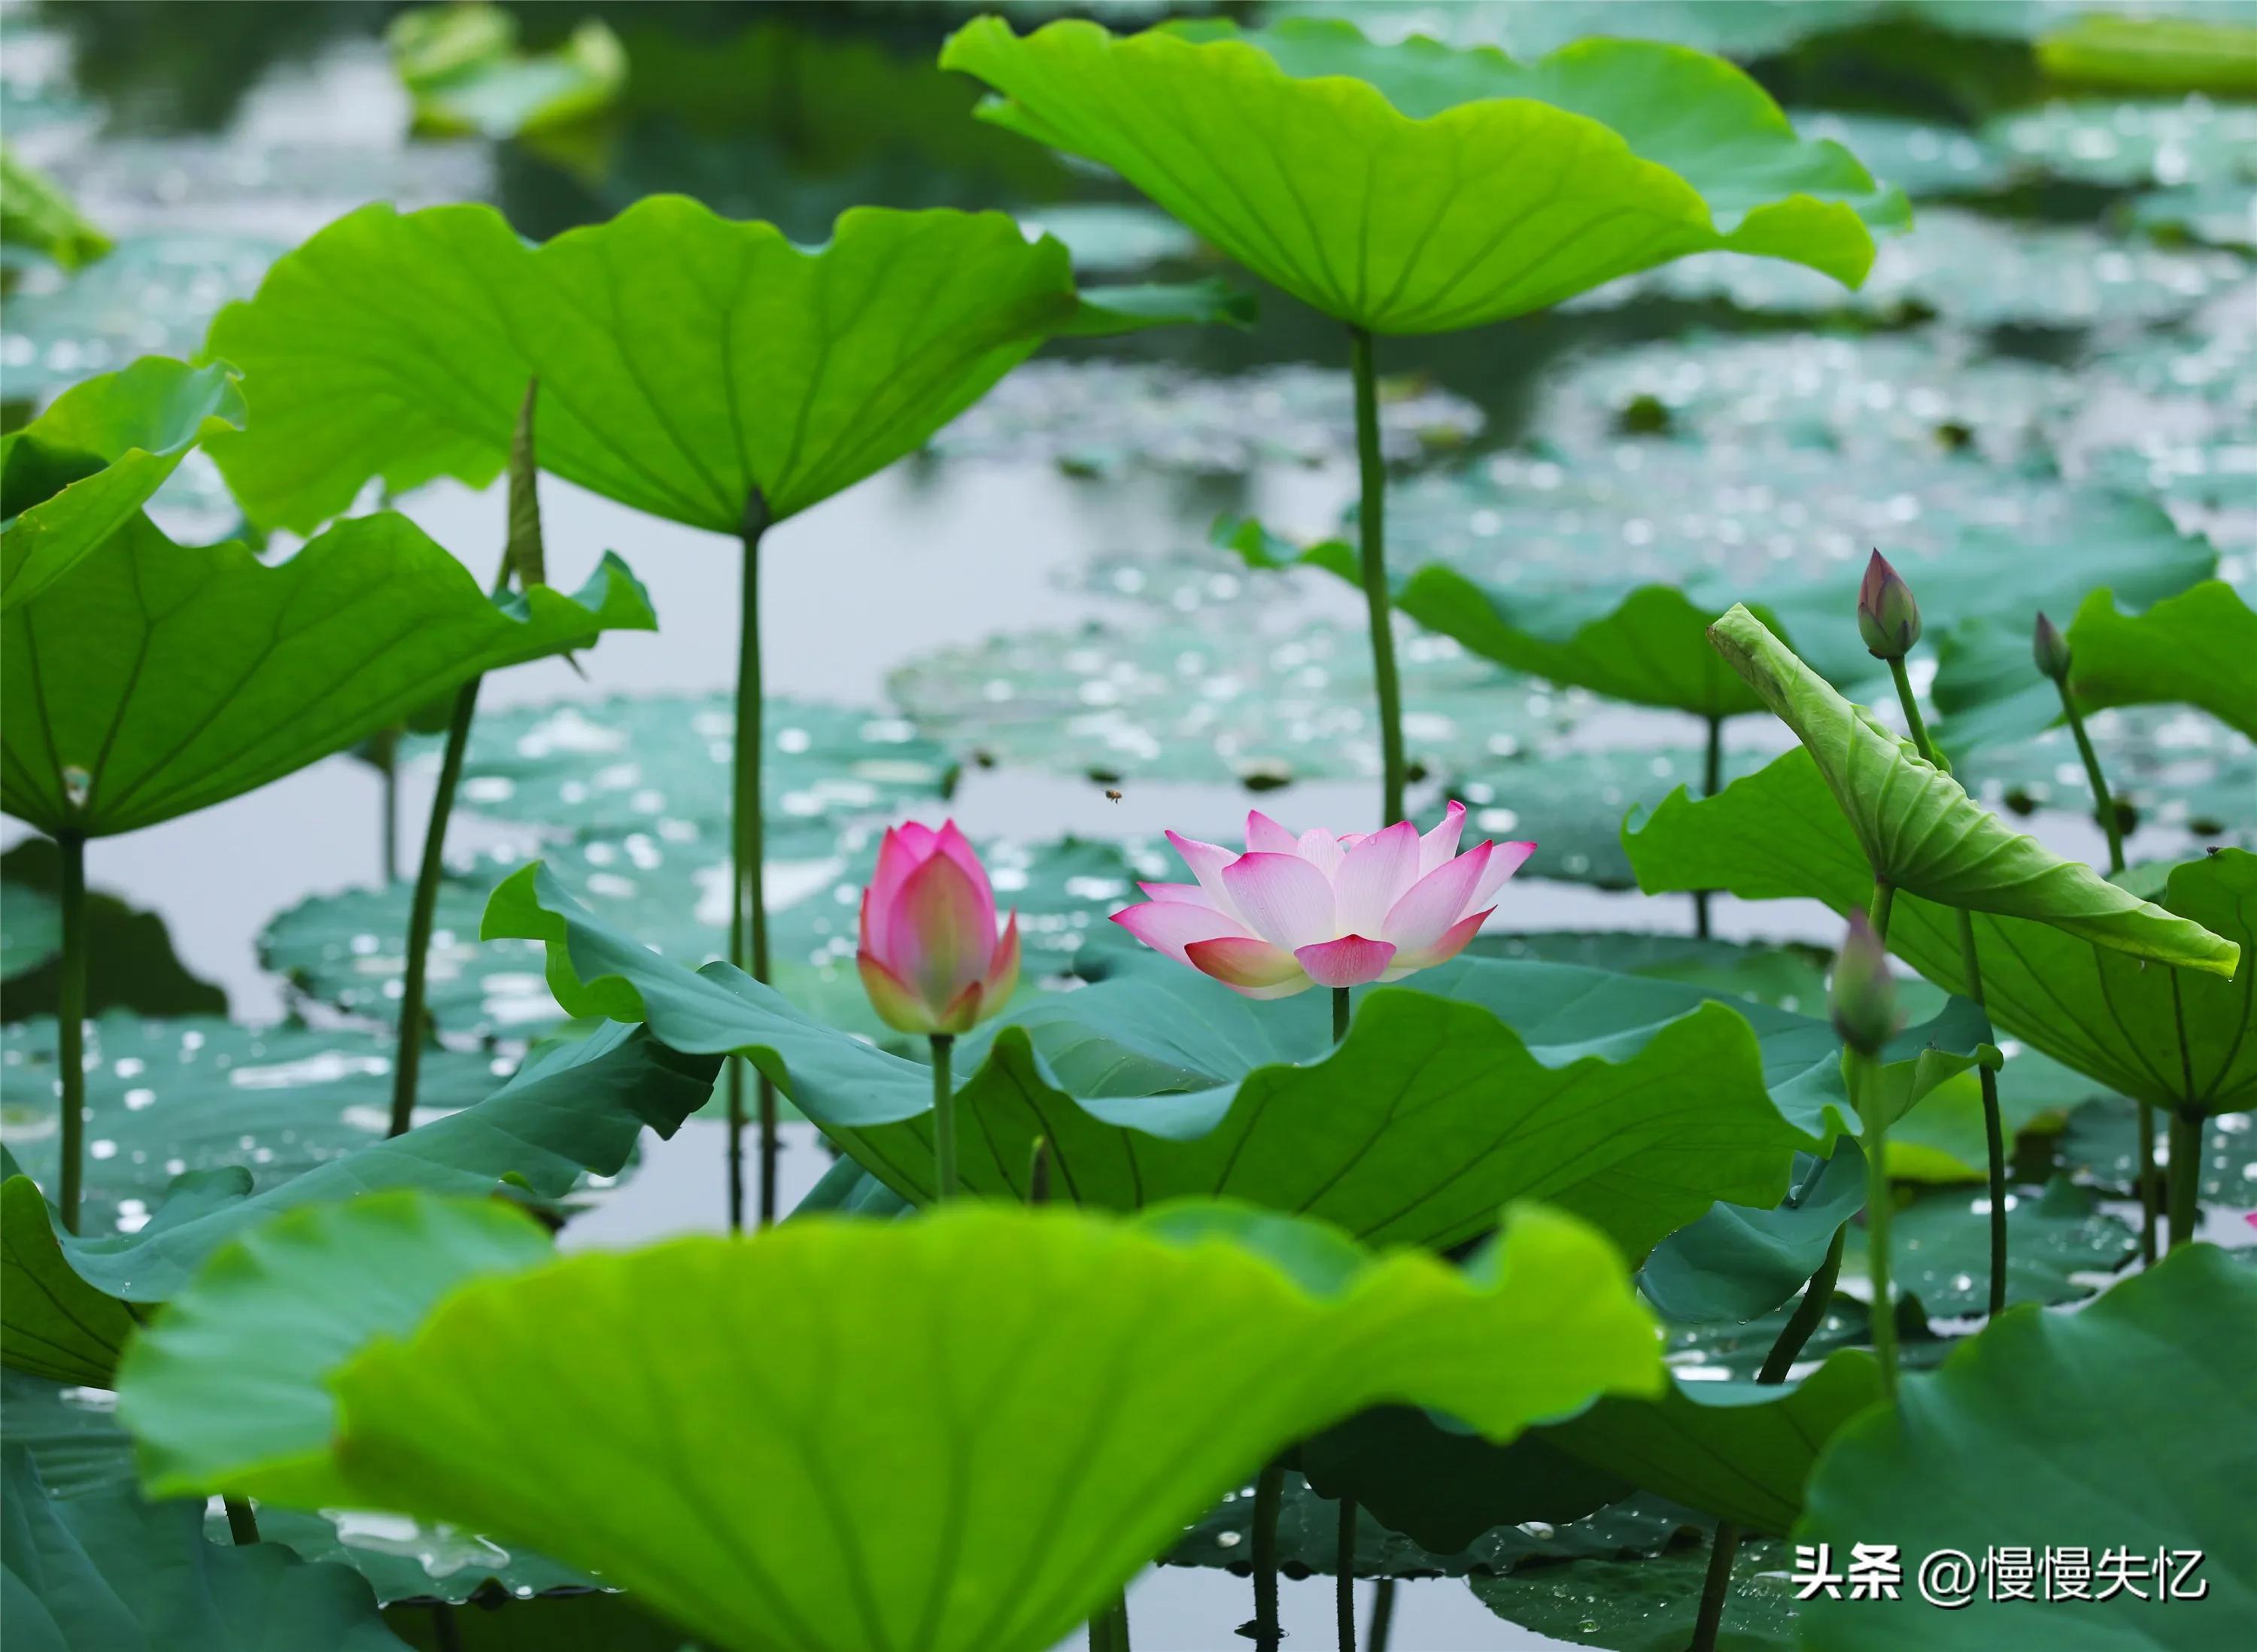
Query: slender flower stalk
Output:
[[930, 1034, 958, 1201], [1693, 712, 1724, 938], [1867, 556, 2008, 1317], [389, 380, 542, 1140], [730, 488, 774, 1231], [1248, 1461, 1286, 1652], [1690, 1221, 1848, 1650], [1329, 982, 1356, 1652], [54, 831, 87, 1233], [1348, 325, 1406, 828], [1368, 1579, 1396, 1652], [223, 1495, 260, 1544], [1837, 906, 1901, 1395]]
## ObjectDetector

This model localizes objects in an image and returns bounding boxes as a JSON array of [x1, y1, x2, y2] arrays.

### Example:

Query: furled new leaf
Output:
[[203, 199, 1243, 534], [1628, 754, 2257, 1116], [940, 17, 1904, 334], [487, 864, 1834, 1256], [1, 512, 655, 837], [0, 357, 245, 610], [1704, 604, 2237, 974], [1798, 1244, 2255, 1648], [119, 1194, 1663, 1652]]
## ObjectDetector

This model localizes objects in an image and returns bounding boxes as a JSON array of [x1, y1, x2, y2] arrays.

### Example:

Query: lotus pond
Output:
[[2, 2, 2253, 1649]]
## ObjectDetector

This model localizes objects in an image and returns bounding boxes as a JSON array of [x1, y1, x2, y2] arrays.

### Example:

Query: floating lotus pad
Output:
[[1982, 95, 2257, 189], [1840, 1176, 2137, 1316], [1469, 1532, 1802, 1651]]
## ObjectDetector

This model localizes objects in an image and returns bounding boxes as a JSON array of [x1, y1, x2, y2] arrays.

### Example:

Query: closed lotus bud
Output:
[[2032, 611, 2072, 682], [856, 821, 1019, 1036], [1856, 550, 1921, 660], [1830, 912, 1900, 1058]]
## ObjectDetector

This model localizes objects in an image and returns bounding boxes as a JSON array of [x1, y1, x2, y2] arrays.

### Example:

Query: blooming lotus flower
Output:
[[857, 822, 1019, 1034], [1112, 803, 1533, 998]]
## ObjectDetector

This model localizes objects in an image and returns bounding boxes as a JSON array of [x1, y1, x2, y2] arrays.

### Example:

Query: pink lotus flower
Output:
[[1112, 803, 1533, 998], [857, 822, 1020, 1035]]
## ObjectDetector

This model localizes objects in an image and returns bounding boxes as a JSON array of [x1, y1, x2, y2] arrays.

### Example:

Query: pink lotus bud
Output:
[[1830, 911, 1900, 1058], [2032, 611, 2072, 682], [1109, 803, 1533, 998], [856, 821, 1020, 1035], [1857, 549, 1921, 660]]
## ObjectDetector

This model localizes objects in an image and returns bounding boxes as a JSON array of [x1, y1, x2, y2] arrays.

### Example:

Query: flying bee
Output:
[[1104, 788, 1123, 804]]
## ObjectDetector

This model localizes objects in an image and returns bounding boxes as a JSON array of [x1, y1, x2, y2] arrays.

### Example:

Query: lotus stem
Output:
[[1249, 1459, 1286, 1652], [1368, 1578, 1396, 1652], [1851, 1049, 1897, 1397], [371, 725, 400, 882], [223, 1495, 260, 1544], [388, 673, 481, 1140], [2166, 1105, 2202, 1251], [1883, 660, 2009, 1319], [2136, 1105, 2159, 1265], [2052, 682, 2125, 875], [1336, 1495, 1358, 1652], [1332, 985, 1350, 1045], [1692, 1221, 1847, 1650], [1086, 1591, 1130, 1652], [1694, 713, 1722, 938], [54, 831, 87, 1234], [1347, 325, 1405, 828], [732, 492, 779, 1231], [931, 1033, 958, 1201]]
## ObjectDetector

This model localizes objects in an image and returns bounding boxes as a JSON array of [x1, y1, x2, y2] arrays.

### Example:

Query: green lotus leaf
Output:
[[1469, 1528, 1803, 1650], [940, 17, 1903, 334], [202, 198, 1243, 535], [2067, 579, 2257, 741], [1704, 603, 2237, 975], [487, 862, 1840, 1256], [388, 3, 625, 140], [0, 144, 111, 272], [0, 1021, 717, 1392], [0, 357, 245, 611], [1840, 1177, 2135, 1316], [0, 840, 226, 1016], [2037, 14, 2257, 96], [1544, 1349, 1885, 1535], [1797, 1243, 2256, 1649], [0, 512, 655, 838], [1639, 1142, 1864, 1326], [1627, 752, 2257, 1116], [1, 1447, 403, 1652], [119, 1192, 1663, 1652], [119, 1193, 554, 1509]]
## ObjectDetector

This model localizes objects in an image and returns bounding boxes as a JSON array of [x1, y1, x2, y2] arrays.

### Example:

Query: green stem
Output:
[[54, 832, 87, 1232], [1348, 324, 1405, 828], [931, 1034, 957, 1201], [1867, 879, 1894, 941], [223, 1494, 260, 1544], [371, 725, 400, 883], [1088, 1592, 1129, 1652], [1694, 713, 1721, 938], [1368, 1578, 1396, 1652], [1853, 1049, 1897, 1397], [1883, 658, 2012, 1317], [2136, 1104, 2159, 1265], [2055, 682, 2124, 874], [731, 503, 778, 1230], [1693, 1222, 1845, 1650], [1332, 985, 1350, 1045], [387, 675, 481, 1139], [1250, 1460, 1285, 1652], [2167, 1107, 2201, 1250], [1336, 1494, 1358, 1652]]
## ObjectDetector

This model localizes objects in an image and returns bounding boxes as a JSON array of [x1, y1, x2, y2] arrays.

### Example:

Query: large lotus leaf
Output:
[[1542, 1350, 1885, 1535], [0, 145, 111, 271], [119, 1192, 1663, 1652], [2068, 579, 2257, 740], [2, 1018, 716, 1339], [262, 829, 1141, 1040], [1469, 1530, 1801, 1652], [0, 1371, 597, 1611], [1627, 753, 2257, 1116], [1705, 604, 2237, 973], [388, 4, 624, 139], [1639, 1142, 1864, 1326], [0, 512, 655, 838], [941, 17, 1901, 334], [120, 1194, 554, 1509], [0, 357, 245, 611], [2038, 15, 2257, 95], [0, 1014, 496, 1240], [887, 610, 1575, 790], [1797, 1243, 2257, 1650], [1840, 1175, 2135, 1316], [1471, 930, 1830, 1013], [1445, 745, 1768, 890], [2, 1173, 140, 1387], [1, 1448, 403, 1652], [1571, 205, 2246, 327], [202, 199, 1241, 534], [383, 1592, 691, 1650], [488, 863, 1841, 1254]]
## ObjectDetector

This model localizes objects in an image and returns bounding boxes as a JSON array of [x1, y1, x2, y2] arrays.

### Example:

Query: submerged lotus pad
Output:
[[120, 1194, 1661, 1652], [943, 17, 1903, 333]]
